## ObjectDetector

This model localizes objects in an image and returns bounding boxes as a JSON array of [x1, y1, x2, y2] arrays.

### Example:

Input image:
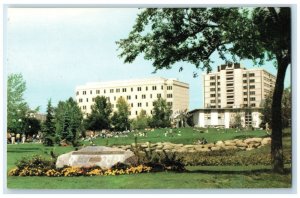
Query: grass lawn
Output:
[[90, 127, 268, 146], [6, 128, 292, 189]]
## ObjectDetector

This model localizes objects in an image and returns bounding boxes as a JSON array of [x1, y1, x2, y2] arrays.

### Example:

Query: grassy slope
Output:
[[6, 128, 292, 189]]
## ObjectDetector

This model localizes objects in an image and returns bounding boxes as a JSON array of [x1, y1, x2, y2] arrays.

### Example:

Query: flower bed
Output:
[[9, 164, 152, 177]]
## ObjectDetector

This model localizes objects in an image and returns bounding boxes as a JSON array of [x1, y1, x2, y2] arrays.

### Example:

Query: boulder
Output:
[[224, 140, 236, 146], [261, 137, 271, 145], [56, 146, 136, 170], [211, 146, 222, 151], [244, 137, 263, 144], [215, 141, 225, 147], [235, 141, 248, 147], [223, 145, 237, 150]]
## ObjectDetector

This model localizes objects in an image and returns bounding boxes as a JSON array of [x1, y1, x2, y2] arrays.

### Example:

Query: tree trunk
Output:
[[271, 57, 289, 173]]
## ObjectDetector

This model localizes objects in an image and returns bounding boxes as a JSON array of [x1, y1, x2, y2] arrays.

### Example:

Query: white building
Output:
[[191, 63, 276, 129], [75, 77, 189, 119], [190, 108, 262, 128]]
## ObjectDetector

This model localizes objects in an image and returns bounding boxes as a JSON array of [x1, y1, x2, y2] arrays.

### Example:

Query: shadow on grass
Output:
[[8, 147, 42, 153], [186, 167, 291, 175]]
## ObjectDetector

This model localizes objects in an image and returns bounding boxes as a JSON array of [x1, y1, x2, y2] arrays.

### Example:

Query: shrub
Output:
[[15, 155, 55, 172]]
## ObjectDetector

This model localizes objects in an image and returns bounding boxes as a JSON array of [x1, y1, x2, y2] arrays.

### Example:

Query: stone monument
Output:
[[56, 146, 136, 169]]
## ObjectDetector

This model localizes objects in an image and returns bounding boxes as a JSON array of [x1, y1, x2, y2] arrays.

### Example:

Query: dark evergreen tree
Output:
[[42, 100, 56, 146]]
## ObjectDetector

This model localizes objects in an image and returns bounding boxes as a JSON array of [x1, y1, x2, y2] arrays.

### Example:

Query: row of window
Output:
[[243, 79, 256, 83], [243, 97, 256, 101], [243, 73, 255, 77], [78, 93, 173, 103], [210, 82, 220, 86], [80, 102, 173, 111], [243, 85, 255, 89], [210, 76, 220, 80], [243, 91, 256, 95], [77, 85, 173, 96]]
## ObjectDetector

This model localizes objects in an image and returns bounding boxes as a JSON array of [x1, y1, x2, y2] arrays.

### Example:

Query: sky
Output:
[[6, 8, 291, 113]]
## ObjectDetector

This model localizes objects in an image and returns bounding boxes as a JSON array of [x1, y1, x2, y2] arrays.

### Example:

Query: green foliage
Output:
[[85, 96, 112, 131], [111, 97, 130, 131], [131, 109, 151, 130], [42, 100, 56, 146], [54, 98, 84, 147], [261, 87, 291, 129], [117, 7, 291, 173], [230, 113, 242, 129], [149, 98, 172, 128], [7, 73, 29, 133], [23, 116, 41, 137]]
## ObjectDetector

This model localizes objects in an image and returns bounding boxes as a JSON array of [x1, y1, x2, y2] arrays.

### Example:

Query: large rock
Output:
[[244, 137, 263, 144], [56, 146, 136, 170], [261, 137, 271, 145]]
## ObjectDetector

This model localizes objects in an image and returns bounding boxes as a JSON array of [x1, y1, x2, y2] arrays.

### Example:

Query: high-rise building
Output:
[[75, 77, 189, 118], [191, 63, 276, 128], [203, 63, 276, 109]]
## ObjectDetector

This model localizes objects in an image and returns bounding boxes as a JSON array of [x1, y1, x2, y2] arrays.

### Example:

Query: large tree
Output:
[[262, 87, 291, 129], [150, 98, 172, 128], [54, 98, 84, 147], [7, 73, 29, 133], [111, 97, 130, 131], [117, 8, 291, 173], [85, 96, 112, 131], [42, 100, 56, 146]]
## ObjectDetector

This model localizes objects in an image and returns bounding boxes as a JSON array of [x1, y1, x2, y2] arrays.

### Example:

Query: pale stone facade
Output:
[[190, 108, 262, 129], [191, 63, 276, 129], [203, 63, 276, 108], [75, 77, 189, 119]]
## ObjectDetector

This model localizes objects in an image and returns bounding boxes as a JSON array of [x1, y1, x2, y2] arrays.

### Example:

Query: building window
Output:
[[217, 82, 220, 85], [243, 92, 247, 95], [217, 76, 220, 79], [210, 76, 215, 80], [150, 110, 153, 115], [135, 95, 138, 99], [146, 86, 148, 91], [116, 88, 120, 93], [146, 102, 148, 107], [249, 79, 255, 83], [79, 98, 83, 103], [243, 74, 247, 77], [218, 100, 221, 103], [250, 97, 256, 101], [226, 77, 233, 80], [210, 88, 215, 91], [167, 86, 173, 90], [83, 91, 86, 95], [83, 105, 86, 110], [96, 90, 100, 94], [150, 94, 152, 98], [167, 102, 173, 106], [250, 91, 255, 95], [138, 103, 142, 107], [131, 103, 133, 107], [243, 86, 248, 89], [76, 91, 79, 96], [227, 89, 233, 92], [161, 85, 163, 90], [249, 73, 255, 77], [137, 87, 142, 91], [152, 86, 157, 90], [142, 95, 146, 99], [136, 111, 138, 115], [211, 100, 216, 103], [244, 98, 248, 101], [114, 96, 116, 101], [243, 80, 247, 83], [227, 83, 233, 87], [92, 98, 95, 102], [218, 93, 221, 97], [110, 89, 114, 93], [210, 82, 215, 86], [227, 95, 234, 98], [167, 94, 172, 98], [122, 88, 127, 92], [86, 98, 89, 102], [131, 88, 133, 92], [250, 85, 255, 89], [157, 93, 161, 98], [104, 89, 106, 94], [251, 103, 256, 107], [210, 94, 216, 97], [218, 88, 220, 91], [127, 95, 131, 100], [227, 101, 234, 104]]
